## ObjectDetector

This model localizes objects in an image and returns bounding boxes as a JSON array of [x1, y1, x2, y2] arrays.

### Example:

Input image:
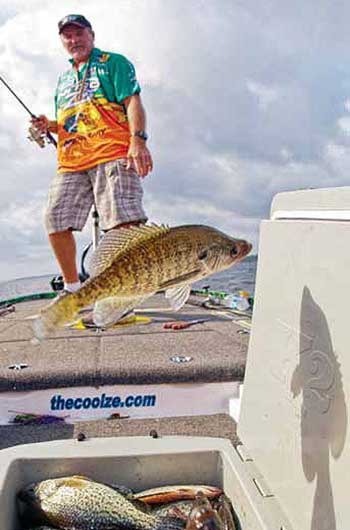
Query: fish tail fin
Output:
[[30, 308, 64, 341], [31, 313, 50, 341], [30, 292, 80, 340], [155, 516, 186, 530]]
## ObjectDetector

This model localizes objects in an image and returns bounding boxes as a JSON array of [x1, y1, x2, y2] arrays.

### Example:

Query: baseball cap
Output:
[[58, 14, 92, 33]]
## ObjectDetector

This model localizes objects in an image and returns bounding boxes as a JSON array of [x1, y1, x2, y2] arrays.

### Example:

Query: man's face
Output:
[[60, 25, 94, 65]]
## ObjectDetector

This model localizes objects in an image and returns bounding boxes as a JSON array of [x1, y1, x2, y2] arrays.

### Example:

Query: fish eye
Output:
[[198, 249, 208, 260], [231, 246, 238, 256]]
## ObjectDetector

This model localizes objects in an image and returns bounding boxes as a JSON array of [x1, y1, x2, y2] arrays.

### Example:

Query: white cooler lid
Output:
[[238, 186, 350, 530]]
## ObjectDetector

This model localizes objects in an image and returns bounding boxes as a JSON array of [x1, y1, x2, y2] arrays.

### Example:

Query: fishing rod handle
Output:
[[0, 76, 57, 149], [30, 115, 57, 148], [46, 131, 57, 148], [33, 115, 57, 148]]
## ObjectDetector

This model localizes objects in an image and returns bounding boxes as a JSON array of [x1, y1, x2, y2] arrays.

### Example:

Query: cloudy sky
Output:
[[0, 0, 349, 282]]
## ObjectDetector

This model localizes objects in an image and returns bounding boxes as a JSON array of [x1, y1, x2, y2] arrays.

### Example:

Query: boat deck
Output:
[[0, 293, 250, 391], [0, 413, 240, 451], [0, 292, 250, 448]]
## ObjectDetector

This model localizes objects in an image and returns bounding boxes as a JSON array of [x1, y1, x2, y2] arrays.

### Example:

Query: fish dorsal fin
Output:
[[165, 284, 192, 311], [89, 224, 170, 277], [62, 476, 91, 489]]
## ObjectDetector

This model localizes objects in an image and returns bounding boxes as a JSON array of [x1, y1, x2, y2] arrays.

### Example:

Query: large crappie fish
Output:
[[33, 224, 252, 339], [18, 475, 185, 530]]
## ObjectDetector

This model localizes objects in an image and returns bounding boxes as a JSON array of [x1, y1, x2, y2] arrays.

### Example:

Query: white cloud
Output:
[[246, 80, 279, 111], [0, 195, 45, 236], [338, 116, 350, 136]]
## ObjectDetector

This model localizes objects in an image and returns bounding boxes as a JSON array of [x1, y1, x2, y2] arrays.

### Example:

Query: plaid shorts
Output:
[[44, 159, 147, 233]]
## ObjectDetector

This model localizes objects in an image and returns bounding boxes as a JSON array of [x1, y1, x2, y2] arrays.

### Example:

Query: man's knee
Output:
[[48, 229, 73, 239]]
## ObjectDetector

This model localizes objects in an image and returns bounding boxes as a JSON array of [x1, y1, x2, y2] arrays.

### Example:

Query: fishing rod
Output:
[[1, 74, 99, 287], [0, 75, 57, 148], [0, 75, 99, 240]]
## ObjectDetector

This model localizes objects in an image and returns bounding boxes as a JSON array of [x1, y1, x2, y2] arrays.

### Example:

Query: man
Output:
[[32, 14, 153, 293]]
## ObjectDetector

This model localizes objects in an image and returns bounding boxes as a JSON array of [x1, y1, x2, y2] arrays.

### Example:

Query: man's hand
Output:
[[123, 94, 153, 178], [30, 115, 58, 134], [126, 136, 153, 178], [30, 115, 49, 133], [28, 115, 50, 148]]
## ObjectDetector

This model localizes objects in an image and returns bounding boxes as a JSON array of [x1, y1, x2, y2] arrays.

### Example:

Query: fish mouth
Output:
[[241, 241, 252, 256], [236, 241, 253, 259]]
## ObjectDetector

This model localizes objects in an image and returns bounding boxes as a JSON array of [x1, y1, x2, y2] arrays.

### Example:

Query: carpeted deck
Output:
[[0, 294, 250, 392], [0, 413, 239, 450]]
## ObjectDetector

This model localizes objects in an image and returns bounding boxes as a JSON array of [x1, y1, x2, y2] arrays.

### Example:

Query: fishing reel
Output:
[[27, 125, 47, 148]]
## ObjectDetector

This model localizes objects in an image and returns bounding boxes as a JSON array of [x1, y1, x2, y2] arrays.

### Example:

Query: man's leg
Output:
[[45, 169, 94, 292], [48, 230, 79, 284]]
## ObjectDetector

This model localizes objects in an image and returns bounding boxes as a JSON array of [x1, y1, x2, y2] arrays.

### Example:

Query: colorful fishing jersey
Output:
[[55, 47, 141, 173]]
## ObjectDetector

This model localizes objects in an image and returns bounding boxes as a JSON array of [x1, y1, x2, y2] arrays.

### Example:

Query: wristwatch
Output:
[[131, 130, 148, 141]]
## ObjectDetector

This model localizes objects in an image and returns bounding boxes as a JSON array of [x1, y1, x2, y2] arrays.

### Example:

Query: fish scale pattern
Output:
[[33, 224, 251, 339], [32, 477, 169, 530]]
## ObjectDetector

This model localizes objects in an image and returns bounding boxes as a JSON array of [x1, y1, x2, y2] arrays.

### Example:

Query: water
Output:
[[0, 255, 258, 302], [0, 274, 56, 301], [193, 254, 257, 295]]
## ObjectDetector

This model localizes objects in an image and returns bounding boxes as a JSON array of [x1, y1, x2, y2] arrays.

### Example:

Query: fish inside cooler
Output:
[[17, 477, 238, 530], [0, 437, 293, 530]]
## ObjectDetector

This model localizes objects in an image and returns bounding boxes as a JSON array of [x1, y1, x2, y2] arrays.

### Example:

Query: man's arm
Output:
[[123, 94, 153, 178]]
